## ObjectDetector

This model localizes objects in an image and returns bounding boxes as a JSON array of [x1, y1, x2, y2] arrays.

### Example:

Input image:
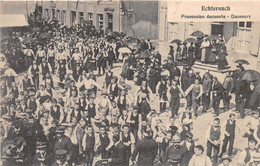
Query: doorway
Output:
[[107, 13, 113, 31], [211, 24, 224, 36], [236, 22, 252, 52], [71, 11, 76, 26]]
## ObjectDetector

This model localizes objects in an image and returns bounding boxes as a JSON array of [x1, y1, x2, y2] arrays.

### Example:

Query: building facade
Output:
[[1, 1, 36, 19], [40, 1, 122, 32], [40, 0, 158, 39], [158, 1, 260, 57]]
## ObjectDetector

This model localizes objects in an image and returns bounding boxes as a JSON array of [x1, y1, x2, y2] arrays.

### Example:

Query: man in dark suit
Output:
[[11, 136, 33, 166], [212, 77, 223, 116], [182, 70, 195, 109], [217, 42, 228, 70], [32, 142, 52, 166], [51, 149, 69, 166], [21, 74, 32, 93], [202, 72, 212, 113], [107, 141, 128, 166], [236, 80, 252, 119], [140, 38, 149, 52], [52, 126, 75, 164], [167, 62, 181, 81], [155, 51, 162, 65], [131, 130, 158, 166], [163, 134, 187, 166], [222, 72, 234, 111], [7, 120, 25, 139]]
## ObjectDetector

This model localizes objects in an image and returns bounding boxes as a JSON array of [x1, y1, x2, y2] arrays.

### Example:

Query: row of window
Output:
[[44, 9, 113, 30], [238, 21, 252, 28]]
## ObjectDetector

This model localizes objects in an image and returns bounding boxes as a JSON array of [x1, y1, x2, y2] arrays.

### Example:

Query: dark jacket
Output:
[[223, 76, 234, 93], [168, 66, 181, 80], [182, 75, 195, 92], [212, 81, 223, 100], [202, 78, 212, 94], [32, 152, 52, 166], [110, 141, 128, 166], [7, 126, 25, 139], [53, 136, 75, 159], [132, 137, 158, 166]]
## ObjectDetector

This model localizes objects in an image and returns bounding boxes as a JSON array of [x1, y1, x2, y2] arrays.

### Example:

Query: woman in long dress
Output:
[[187, 43, 195, 66], [200, 38, 210, 63], [175, 43, 182, 65], [208, 39, 217, 64], [205, 39, 211, 63]]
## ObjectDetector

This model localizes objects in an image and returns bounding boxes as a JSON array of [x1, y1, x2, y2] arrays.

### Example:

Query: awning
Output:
[[0, 15, 28, 28]]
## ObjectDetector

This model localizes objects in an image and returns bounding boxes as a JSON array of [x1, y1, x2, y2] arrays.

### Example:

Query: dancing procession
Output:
[[1, 3, 260, 166]]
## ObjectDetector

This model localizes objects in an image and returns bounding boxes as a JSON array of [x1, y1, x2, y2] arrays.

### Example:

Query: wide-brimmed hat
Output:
[[56, 126, 66, 133], [111, 76, 118, 82], [36, 141, 47, 148], [29, 91, 36, 96], [221, 154, 232, 162], [252, 110, 259, 115], [41, 110, 49, 115], [2, 114, 12, 121], [55, 149, 68, 157], [16, 112, 27, 119], [252, 153, 260, 161], [171, 134, 181, 143], [143, 130, 152, 137]]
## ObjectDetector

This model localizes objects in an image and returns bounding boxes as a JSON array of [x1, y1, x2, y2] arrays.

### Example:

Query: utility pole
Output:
[[26, 0, 29, 21], [119, 1, 120, 32]]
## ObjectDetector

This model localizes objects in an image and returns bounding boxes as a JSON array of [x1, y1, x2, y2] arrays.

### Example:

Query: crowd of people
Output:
[[0, 14, 260, 166]]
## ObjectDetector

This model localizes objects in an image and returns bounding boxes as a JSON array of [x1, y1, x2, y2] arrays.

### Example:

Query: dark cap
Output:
[[112, 76, 118, 82], [171, 134, 181, 143], [195, 145, 204, 152], [221, 154, 232, 162], [36, 141, 47, 148], [56, 126, 66, 133], [42, 110, 49, 115], [55, 149, 68, 156]]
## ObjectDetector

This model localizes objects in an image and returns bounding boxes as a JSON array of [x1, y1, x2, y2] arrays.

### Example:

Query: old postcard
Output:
[[0, 0, 260, 165]]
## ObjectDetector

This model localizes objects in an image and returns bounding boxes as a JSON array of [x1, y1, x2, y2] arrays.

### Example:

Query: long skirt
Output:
[[208, 51, 217, 63], [201, 48, 206, 62]]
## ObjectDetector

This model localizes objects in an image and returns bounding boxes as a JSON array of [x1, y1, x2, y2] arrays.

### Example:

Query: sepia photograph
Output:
[[0, 0, 260, 166]]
